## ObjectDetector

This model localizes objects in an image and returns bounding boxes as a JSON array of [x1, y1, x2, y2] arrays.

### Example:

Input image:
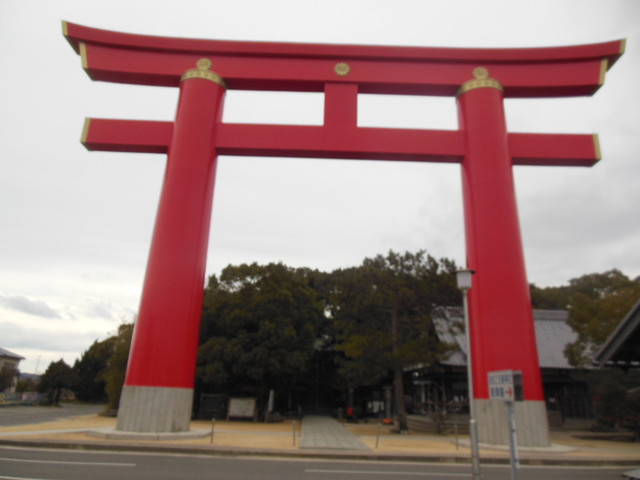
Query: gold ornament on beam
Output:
[[181, 58, 226, 88], [334, 62, 351, 77], [457, 66, 503, 96]]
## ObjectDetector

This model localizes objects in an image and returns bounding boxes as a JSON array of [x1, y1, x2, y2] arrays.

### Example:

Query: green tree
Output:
[[102, 323, 133, 410], [15, 376, 38, 393], [531, 270, 640, 367], [0, 364, 18, 392], [72, 337, 117, 402], [530, 283, 571, 310], [38, 359, 74, 405], [330, 266, 392, 394], [563, 270, 640, 367], [197, 263, 325, 415], [330, 250, 459, 432]]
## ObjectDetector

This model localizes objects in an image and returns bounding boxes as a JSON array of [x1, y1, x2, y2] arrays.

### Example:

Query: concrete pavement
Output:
[[300, 415, 369, 450], [0, 409, 638, 467]]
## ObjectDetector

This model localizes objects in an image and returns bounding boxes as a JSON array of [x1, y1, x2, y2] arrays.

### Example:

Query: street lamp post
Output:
[[457, 269, 481, 480]]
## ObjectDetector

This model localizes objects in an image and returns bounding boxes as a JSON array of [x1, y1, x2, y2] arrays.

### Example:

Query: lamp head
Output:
[[456, 269, 475, 291]]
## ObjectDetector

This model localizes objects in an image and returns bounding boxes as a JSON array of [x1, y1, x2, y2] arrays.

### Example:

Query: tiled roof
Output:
[[433, 307, 575, 369], [0, 347, 24, 360]]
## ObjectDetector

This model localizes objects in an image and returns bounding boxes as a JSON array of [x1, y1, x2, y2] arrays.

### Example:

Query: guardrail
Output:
[[0, 392, 44, 406]]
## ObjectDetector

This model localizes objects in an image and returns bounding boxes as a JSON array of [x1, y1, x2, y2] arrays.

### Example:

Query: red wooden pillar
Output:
[[457, 67, 549, 446], [117, 59, 225, 433]]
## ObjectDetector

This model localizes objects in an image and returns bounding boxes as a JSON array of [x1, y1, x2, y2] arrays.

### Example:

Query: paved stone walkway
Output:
[[300, 415, 370, 450]]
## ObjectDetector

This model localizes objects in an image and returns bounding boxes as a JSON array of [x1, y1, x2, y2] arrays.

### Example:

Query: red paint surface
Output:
[[64, 21, 623, 66], [124, 77, 225, 388], [65, 22, 623, 96], [458, 86, 544, 400], [84, 118, 600, 167]]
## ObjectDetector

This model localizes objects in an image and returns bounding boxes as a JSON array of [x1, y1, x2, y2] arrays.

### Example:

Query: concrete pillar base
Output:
[[475, 399, 550, 447], [116, 385, 193, 433]]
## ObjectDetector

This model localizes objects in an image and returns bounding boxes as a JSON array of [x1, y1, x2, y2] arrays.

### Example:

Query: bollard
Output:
[[375, 422, 381, 449], [293, 420, 297, 446], [455, 424, 459, 450], [210, 418, 215, 445]]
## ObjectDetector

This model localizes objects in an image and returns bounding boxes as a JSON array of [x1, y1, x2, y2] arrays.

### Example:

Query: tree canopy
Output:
[[70, 322, 133, 409], [72, 337, 116, 402], [531, 269, 640, 366], [0, 364, 18, 392], [197, 263, 325, 413], [330, 250, 459, 430], [38, 359, 74, 405], [103, 323, 134, 410]]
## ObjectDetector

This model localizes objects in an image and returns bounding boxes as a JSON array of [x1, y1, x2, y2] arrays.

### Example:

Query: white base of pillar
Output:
[[475, 399, 550, 447], [116, 385, 194, 433]]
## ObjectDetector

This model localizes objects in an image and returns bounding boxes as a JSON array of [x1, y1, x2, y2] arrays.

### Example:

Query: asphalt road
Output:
[[0, 403, 104, 427], [0, 446, 634, 480]]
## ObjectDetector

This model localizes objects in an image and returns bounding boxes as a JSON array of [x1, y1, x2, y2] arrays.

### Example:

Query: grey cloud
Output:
[[0, 321, 102, 353], [0, 294, 61, 319], [83, 300, 118, 321]]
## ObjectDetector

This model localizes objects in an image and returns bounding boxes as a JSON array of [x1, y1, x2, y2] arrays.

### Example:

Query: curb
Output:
[[1, 437, 639, 467]]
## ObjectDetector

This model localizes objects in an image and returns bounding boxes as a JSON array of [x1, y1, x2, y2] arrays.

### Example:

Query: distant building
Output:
[[410, 308, 591, 427], [0, 347, 24, 393]]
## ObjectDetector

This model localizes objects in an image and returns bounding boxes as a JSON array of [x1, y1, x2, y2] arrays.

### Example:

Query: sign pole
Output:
[[506, 400, 519, 480], [457, 270, 481, 480], [488, 370, 523, 480]]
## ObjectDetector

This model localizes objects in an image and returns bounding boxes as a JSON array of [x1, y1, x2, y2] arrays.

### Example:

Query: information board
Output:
[[227, 397, 257, 419], [488, 370, 523, 401]]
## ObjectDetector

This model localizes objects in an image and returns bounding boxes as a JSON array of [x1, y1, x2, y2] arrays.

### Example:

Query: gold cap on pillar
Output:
[[181, 58, 226, 88], [457, 67, 503, 96]]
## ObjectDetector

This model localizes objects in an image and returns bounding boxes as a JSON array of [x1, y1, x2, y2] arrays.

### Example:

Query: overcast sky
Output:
[[1, 0, 639, 374]]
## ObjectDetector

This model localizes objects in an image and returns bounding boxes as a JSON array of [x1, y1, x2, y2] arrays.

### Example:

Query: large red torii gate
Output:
[[64, 22, 623, 445]]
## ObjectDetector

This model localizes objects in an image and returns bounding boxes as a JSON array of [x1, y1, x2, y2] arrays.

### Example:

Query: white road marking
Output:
[[306, 469, 469, 476], [1, 476, 53, 480]]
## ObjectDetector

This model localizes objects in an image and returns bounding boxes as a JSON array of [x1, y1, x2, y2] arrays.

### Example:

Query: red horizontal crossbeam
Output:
[[64, 22, 624, 97], [80, 118, 172, 154], [63, 22, 624, 65], [82, 118, 600, 167]]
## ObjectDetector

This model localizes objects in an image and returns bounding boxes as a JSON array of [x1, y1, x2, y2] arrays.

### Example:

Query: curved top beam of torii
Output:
[[64, 21, 623, 96], [64, 21, 624, 167]]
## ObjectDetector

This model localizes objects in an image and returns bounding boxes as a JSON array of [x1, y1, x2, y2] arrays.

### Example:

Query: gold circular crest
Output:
[[196, 58, 213, 70], [334, 62, 351, 76], [473, 67, 489, 79]]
